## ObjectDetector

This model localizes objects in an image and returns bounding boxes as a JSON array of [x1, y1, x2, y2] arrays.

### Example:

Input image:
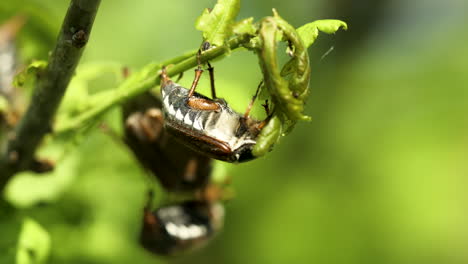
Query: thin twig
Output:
[[0, 0, 101, 188]]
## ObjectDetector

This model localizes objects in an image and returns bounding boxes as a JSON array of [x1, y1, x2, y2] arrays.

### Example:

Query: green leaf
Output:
[[296, 19, 348, 48], [13, 60, 47, 87], [232, 17, 256, 35], [16, 218, 51, 264], [195, 0, 240, 47]]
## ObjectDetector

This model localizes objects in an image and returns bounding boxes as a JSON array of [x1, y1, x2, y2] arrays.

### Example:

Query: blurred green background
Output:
[[1, 0, 468, 263]]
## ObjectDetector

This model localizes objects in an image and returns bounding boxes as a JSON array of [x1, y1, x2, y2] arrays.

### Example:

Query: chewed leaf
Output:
[[296, 20, 348, 48], [195, 0, 240, 47], [16, 218, 51, 264], [13, 60, 47, 87], [232, 17, 256, 35]]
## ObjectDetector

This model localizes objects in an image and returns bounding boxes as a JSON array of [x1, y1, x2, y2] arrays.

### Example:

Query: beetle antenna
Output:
[[255, 100, 273, 130], [244, 80, 263, 119]]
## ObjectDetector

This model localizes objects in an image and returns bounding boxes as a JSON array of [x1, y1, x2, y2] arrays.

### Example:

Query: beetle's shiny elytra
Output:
[[160, 68, 264, 163], [140, 200, 224, 256]]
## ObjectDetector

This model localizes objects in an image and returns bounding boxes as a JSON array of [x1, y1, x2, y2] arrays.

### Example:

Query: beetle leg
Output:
[[187, 50, 221, 110], [187, 50, 204, 97], [244, 80, 264, 119], [187, 68, 203, 97], [262, 99, 270, 116], [207, 61, 216, 99], [254, 100, 273, 130]]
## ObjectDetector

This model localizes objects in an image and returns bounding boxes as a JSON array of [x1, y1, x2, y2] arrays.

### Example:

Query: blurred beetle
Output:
[[123, 91, 213, 192], [140, 197, 224, 256]]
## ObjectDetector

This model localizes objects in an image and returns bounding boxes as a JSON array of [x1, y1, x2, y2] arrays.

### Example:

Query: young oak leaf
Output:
[[195, 0, 240, 47], [296, 19, 348, 49]]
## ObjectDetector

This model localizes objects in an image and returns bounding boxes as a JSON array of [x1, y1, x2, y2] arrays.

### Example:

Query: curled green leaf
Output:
[[252, 10, 318, 157], [257, 15, 311, 125], [296, 19, 348, 49], [195, 0, 240, 47], [273, 11, 311, 103]]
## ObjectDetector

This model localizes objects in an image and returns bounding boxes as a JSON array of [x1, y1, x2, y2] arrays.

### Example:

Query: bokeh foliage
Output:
[[1, 0, 468, 264]]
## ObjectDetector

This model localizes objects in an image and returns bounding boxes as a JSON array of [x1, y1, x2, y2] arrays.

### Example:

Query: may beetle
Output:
[[160, 66, 268, 163]]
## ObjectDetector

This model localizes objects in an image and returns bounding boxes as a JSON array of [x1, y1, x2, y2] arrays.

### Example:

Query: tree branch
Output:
[[0, 0, 101, 188]]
